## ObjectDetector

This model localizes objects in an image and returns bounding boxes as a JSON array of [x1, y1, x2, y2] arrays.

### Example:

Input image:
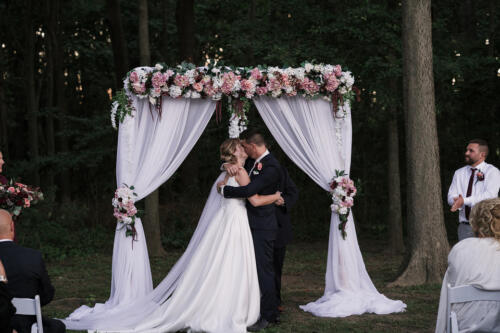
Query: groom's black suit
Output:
[[223, 152, 281, 323]]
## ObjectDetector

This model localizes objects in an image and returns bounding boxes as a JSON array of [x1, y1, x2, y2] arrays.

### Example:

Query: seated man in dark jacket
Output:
[[0, 209, 65, 333]]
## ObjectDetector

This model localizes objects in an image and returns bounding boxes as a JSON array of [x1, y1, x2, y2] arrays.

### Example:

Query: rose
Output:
[[129, 71, 139, 83], [250, 67, 263, 80], [476, 171, 485, 182], [333, 65, 342, 77], [151, 72, 167, 89], [193, 82, 204, 92], [7, 187, 15, 193], [173, 75, 190, 88], [255, 86, 268, 95]]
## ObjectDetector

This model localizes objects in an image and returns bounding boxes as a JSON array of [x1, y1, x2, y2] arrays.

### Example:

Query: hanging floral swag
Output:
[[111, 61, 359, 129]]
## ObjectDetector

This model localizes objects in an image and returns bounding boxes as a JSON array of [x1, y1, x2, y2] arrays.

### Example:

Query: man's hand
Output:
[[216, 181, 226, 194], [223, 163, 240, 177], [275, 194, 285, 206], [450, 195, 464, 212]]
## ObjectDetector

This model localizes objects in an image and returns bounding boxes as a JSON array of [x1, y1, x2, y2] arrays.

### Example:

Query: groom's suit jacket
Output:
[[224, 153, 282, 230]]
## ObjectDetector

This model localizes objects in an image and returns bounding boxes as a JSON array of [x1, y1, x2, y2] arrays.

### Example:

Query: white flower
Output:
[[339, 207, 348, 215], [339, 86, 347, 94], [184, 90, 192, 98], [322, 64, 334, 75], [122, 216, 133, 224], [212, 92, 222, 101], [155, 63, 163, 71], [212, 76, 222, 89], [169, 85, 182, 98], [314, 64, 323, 72], [191, 91, 201, 99], [110, 101, 118, 130], [334, 187, 346, 197], [294, 68, 306, 80], [271, 90, 282, 98], [304, 63, 313, 73], [284, 67, 295, 76], [211, 67, 221, 74], [149, 96, 157, 105]]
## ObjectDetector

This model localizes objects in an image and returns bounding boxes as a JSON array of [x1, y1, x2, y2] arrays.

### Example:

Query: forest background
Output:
[[0, 0, 498, 273]]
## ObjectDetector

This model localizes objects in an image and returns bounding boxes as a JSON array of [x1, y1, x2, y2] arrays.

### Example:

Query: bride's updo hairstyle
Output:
[[220, 138, 240, 164], [470, 198, 500, 242]]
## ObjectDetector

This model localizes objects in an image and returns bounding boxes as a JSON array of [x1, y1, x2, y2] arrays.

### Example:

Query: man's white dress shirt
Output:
[[447, 161, 500, 223]]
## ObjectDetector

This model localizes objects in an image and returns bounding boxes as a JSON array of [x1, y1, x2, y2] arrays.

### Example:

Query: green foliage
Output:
[[0, 0, 498, 253]]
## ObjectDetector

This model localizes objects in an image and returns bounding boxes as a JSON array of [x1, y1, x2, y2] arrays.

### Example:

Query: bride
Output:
[[89, 138, 281, 333]]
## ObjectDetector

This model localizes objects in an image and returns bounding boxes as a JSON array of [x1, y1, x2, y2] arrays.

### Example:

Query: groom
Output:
[[218, 130, 281, 331]]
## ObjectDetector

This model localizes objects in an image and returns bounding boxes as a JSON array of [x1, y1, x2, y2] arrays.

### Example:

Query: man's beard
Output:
[[465, 156, 477, 165]]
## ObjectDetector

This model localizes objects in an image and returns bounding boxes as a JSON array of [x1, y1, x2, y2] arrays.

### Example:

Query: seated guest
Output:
[[0, 259, 16, 333], [0, 150, 6, 185], [435, 198, 500, 333], [0, 209, 65, 333]]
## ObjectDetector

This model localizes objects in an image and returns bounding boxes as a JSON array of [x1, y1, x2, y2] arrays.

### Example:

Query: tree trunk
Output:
[[175, 0, 195, 62], [44, 0, 56, 188], [160, 0, 170, 60], [24, 0, 40, 185], [0, 80, 8, 156], [52, 0, 71, 201], [387, 100, 404, 254], [106, 0, 130, 88], [139, 0, 166, 257], [175, 0, 199, 194], [390, 0, 449, 286], [138, 0, 151, 66]]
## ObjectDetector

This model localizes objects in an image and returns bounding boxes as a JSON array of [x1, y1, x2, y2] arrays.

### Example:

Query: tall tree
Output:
[[106, 0, 130, 89], [139, 0, 166, 257], [51, 0, 71, 201], [391, 0, 449, 286], [176, 0, 199, 194], [44, 0, 57, 188], [24, 0, 40, 185], [387, 84, 404, 254]]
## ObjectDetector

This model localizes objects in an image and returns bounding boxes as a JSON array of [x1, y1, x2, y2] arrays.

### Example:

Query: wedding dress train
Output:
[[64, 175, 259, 333]]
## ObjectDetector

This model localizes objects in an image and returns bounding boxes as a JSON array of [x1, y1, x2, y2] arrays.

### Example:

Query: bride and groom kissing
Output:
[[215, 129, 299, 332]]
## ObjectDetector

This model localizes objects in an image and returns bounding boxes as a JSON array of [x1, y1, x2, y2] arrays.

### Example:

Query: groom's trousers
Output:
[[251, 229, 279, 323]]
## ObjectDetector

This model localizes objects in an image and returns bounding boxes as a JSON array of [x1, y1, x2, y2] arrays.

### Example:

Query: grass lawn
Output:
[[45, 238, 441, 332]]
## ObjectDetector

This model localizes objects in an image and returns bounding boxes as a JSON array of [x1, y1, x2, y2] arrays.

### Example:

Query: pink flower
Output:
[[300, 78, 319, 94], [132, 82, 146, 94], [334, 65, 342, 77], [266, 78, 281, 91], [174, 75, 190, 88], [324, 73, 340, 92], [24, 198, 30, 208], [221, 72, 239, 94], [151, 72, 167, 89], [193, 82, 204, 92], [256, 86, 268, 95], [165, 69, 175, 79], [7, 187, 15, 193], [203, 83, 217, 96], [129, 71, 139, 83], [250, 67, 263, 80], [240, 79, 255, 92]]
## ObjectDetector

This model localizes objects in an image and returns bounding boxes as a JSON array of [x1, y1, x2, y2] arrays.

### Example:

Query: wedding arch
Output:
[[63, 62, 405, 331]]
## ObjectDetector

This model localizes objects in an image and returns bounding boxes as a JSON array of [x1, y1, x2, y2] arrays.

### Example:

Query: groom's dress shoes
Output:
[[247, 318, 271, 332]]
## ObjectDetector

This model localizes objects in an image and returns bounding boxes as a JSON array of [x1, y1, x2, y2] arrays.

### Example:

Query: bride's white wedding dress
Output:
[[89, 176, 259, 333]]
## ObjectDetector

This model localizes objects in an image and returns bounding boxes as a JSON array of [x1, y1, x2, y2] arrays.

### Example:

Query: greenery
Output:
[[44, 239, 441, 332]]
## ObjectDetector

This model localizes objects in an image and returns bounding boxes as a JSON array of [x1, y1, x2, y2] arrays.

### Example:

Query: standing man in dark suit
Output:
[[0, 209, 65, 333], [219, 130, 281, 331], [273, 166, 298, 312]]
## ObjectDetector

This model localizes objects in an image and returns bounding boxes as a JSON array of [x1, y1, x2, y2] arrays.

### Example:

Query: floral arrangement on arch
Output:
[[0, 180, 44, 217], [112, 184, 142, 238], [111, 61, 359, 129], [329, 170, 357, 240]]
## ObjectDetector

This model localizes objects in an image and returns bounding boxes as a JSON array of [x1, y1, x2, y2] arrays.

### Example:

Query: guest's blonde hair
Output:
[[220, 138, 240, 165], [470, 198, 500, 242]]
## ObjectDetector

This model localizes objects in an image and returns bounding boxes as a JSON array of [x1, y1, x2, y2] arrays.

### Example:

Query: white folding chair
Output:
[[11, 295, 44, 333], [446, 283, 500, 333]]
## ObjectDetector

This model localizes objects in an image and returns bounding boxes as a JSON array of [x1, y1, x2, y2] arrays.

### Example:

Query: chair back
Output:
[[11, 295, 44, 333], [446, 284, 500, 333]]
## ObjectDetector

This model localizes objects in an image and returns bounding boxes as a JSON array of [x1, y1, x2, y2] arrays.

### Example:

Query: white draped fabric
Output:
[[253, 96, 406, 317], [64, 96, 216, 330]]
